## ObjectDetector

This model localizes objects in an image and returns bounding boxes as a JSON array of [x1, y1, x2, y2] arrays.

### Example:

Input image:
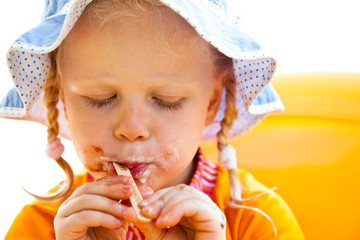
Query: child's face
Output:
[[58, 5, 222, 190]]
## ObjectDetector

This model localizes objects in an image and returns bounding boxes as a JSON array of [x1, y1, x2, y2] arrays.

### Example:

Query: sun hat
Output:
[[0, 0, 284, 141]]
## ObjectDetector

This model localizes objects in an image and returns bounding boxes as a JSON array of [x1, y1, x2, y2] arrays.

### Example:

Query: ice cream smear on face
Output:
[[100, 156, 150, 183], [137, 167, 150, 183], [124, 155, 152, 184], [101, 145, 180, 184]]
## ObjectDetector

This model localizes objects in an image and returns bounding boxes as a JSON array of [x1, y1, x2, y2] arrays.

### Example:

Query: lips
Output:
[[129, 163, 149, 178], [109, 162, 149, 179]]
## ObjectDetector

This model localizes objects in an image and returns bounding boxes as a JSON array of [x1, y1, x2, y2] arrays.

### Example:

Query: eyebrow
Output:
[[72, 73, 193, 87]]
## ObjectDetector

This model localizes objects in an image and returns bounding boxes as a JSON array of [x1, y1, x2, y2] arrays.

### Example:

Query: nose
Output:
[[114, 104, 150, 141]]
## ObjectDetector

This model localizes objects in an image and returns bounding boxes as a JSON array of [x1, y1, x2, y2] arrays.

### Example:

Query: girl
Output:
[[1, 0, 304, 239]]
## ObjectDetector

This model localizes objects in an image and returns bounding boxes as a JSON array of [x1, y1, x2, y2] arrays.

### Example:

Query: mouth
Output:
[[108, 161, 151, 183]]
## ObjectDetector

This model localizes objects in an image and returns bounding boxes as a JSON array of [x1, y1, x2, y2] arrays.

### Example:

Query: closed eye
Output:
[[152, 97, 185, 111], [85, 95, 117, 109]]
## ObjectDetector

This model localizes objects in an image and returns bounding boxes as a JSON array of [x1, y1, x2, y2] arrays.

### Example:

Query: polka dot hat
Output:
[[0, 0, 284, 141]]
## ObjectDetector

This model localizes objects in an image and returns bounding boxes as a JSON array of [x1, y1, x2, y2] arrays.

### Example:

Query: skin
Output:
[[54, 3, 227, 240]]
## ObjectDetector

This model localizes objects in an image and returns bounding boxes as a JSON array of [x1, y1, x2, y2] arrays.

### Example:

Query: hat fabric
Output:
[[0, 0, 283, 141]]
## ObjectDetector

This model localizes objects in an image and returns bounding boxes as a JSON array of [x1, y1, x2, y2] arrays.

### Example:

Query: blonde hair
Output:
[[23, 51, 74, 200], [36, 0, 240, 201], [211, 50, 243, 201]]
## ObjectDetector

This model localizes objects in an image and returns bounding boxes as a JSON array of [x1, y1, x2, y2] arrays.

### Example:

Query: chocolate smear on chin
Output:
[[83, 145, 113, 174]]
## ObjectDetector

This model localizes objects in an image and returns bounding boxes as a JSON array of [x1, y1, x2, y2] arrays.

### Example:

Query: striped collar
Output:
[[189, 149, 218, 196]]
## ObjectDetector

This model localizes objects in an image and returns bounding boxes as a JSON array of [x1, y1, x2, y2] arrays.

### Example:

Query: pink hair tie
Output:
[[45, 138, 65, 159]]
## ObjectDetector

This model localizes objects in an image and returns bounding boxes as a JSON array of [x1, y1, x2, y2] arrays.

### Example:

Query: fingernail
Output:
[[122, 185, 132, 193], [156, 216, 164, 226], [115, 203, 126, 213], [140, 199, 149, 207], [122, 176, 133, 185], [111, 175, 133, 185], [142, 205, 153, 214], [113, 218, 123, 226], [142, 186, 154, 196], [157, 214, 170, 227]]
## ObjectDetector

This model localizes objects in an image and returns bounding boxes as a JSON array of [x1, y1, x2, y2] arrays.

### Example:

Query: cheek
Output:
[[63, 91, 109, 167], [158, 103, 207, 159], [64, 88, 105, 138], [147, 113, 204, 189], [162, 101, 206, 139]]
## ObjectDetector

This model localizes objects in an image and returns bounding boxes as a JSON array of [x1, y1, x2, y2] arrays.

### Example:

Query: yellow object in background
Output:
[[202, 72, 360, 240]]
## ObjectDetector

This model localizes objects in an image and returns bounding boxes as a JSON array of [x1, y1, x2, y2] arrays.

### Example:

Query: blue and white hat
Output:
[[0, 0, 283, 141]]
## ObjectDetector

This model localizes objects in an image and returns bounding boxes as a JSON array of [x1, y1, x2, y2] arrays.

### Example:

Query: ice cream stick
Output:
[[113, 162, 151, 223]]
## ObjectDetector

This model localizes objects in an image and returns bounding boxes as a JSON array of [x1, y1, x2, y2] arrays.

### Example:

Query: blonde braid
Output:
[[44, 54, 61, 144], [23, 52, 74, 200], [217, 72, 278, 236], [216, 76, 237, 151], [216, 73, 243, 201], [215, 63, 278, 239]]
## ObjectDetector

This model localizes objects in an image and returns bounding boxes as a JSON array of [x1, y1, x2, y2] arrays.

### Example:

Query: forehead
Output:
[[57, 1, 216, 77], [56, 1, 219, 88], [63, 1, 210, 57]]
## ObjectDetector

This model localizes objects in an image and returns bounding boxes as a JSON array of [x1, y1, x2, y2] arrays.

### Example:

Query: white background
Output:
[[0, 0, 359, 237]]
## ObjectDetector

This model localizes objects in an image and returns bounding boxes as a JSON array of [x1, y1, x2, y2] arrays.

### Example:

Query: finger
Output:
[[68, 210, 123, 230], [155, 199, 227, 240], [156, 198, 218, 229], [137, 187, 171, 219], [139, 185, 187, 218], [58, 193, 128, 218], [138, 186, 154, 199], [55, 210, 124, 237], [139, 185, 179, 219], [140, 198, 165, 219], [161, 185, 220, 213], [138, 187, 170, 207], [148, 186, 225, 230], [63, 175, 133, 204], [141, 185, 218, 219]]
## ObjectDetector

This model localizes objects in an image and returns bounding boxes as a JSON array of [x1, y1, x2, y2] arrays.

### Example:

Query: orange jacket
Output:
[[213, 165, 304, 239], [5, 165, 304, 239]]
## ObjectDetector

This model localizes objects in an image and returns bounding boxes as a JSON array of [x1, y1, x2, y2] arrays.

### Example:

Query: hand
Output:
[[123, 184, 227, 240], [54, 175, 152, 240]]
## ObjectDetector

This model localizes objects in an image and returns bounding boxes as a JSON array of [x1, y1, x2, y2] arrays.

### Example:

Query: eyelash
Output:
[[152, 97, 185, 111], [85, 95, 117, 109], [85, 95, 185, 111]]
